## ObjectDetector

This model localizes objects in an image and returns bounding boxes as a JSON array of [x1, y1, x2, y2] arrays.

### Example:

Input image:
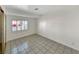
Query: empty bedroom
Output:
[[1, 5, 79, 54]]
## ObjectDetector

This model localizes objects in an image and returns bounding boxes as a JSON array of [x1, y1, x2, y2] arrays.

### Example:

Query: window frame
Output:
[[11, 19, 28, 32]]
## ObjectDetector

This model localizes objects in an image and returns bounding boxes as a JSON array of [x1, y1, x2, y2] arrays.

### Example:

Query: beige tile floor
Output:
[[5, 34, 79, 54]]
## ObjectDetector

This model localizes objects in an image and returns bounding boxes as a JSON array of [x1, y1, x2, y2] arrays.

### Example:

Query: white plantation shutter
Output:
[[17, 20, 22, 31], [12, 20, 17, 32], [24, 20, 28, 30], [12, 20, 28, 32]]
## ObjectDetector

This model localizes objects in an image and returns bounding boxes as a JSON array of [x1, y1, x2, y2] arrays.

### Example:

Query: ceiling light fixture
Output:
[[34, 8, 39, 10]]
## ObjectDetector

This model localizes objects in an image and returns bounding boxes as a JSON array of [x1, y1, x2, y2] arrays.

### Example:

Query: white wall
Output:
[[6, 15, 37, 42], [37, 7, 79, 51]]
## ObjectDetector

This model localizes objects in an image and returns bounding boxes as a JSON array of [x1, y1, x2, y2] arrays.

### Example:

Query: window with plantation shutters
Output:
[[12, 20, 28, 32]]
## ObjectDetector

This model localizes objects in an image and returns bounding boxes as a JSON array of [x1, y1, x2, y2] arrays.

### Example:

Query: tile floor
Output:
[[5, 34, 79, 54]]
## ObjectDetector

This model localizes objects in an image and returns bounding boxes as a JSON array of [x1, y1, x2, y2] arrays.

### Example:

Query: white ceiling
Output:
[[28, 5, 79, 15], [3, 5, 79, 16], [3, 5, 64, 15], [28, 5, 67, 15]]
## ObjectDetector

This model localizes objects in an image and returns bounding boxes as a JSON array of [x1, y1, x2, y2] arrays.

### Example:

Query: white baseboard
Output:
[[6, 33, 37, 43], [38, 33, 79, 51]]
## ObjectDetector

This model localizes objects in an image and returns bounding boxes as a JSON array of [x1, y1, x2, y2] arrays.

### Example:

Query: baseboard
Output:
[[6, 33, 79, 51], [6, 33, 37, 43], [37, 33, 79, 51]]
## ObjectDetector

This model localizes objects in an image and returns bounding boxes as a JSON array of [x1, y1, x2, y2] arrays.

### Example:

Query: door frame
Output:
[[0, 6, 6, 54]]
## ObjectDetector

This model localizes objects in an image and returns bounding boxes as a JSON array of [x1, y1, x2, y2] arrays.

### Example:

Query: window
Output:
[[12, 20, 28, 32], [12, 20, 17, 32]]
